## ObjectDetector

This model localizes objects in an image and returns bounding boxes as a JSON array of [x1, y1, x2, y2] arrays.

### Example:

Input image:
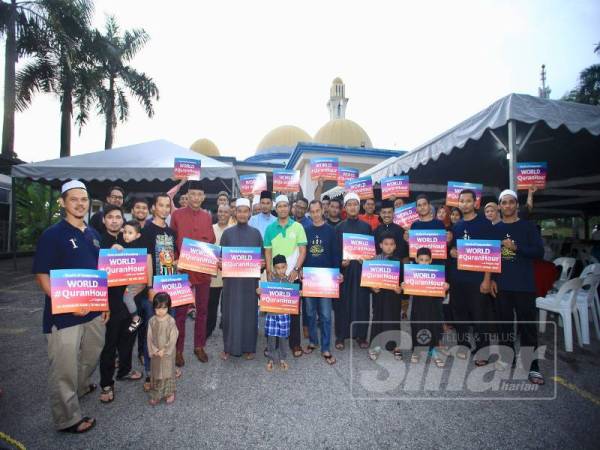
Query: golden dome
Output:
[[190, 138, 220, 157], [314, 119, 372, 148], [256, 125, 312, 154]]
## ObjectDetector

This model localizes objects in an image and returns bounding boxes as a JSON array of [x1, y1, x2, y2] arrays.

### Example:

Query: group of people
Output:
[[33, 177, 545, 434]]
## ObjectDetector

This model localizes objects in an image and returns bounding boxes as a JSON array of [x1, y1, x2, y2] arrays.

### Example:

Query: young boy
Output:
[[257, 255, 292, 371], [369, 233, 403, 361], [402, 247, 449, 368], [112, 220, 145, 332]]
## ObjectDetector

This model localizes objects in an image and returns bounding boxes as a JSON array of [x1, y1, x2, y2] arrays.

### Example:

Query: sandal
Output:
[[335, 341, 345, 351], [393, 348, 403, 361], [175, 368, 182, 379], [368, 346, 381, 361], [474, 359, 489, 367], [433, 358, 446, 368], [220, 352, 229, 361], [266, 360, 274, 372], [293, 347, 303, 358], [528, 371, 545, 385], [128, 316, 142, 333], [357, 339, 369, 349], [99, 386, 114, 403], [143, 377, 151, 392], [304, 344, 318, 354], [149, 398, 159, 406], [244, 352, 255, 360], [279, 360, 289, 371], [117, 370, 143, 381], [165, 393, 175, 404], [322, 353, 336, 365], [59, 417, 96, 434], [80, 383, 98, 398]]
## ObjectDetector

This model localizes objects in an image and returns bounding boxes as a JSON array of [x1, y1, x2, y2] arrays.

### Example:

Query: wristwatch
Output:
[[293, 266, 300, 272]]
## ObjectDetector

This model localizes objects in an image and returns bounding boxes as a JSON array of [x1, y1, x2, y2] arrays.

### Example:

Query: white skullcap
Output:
[[236, 198, 251, 209], [61, 180, 87, 194], [274, 195, 289, 206], [498, 189, 518, 202], [344, 192, 360, 205]]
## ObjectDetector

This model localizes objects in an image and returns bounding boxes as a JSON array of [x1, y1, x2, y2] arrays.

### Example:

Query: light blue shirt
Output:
[[249, 212, 276, 239]]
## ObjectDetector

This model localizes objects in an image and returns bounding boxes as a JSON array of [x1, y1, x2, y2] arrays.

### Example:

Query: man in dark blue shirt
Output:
[[449, 189, 496, 365], [494, 189, 545, 384], [33, 180, 108, 433], [302, 200, 339, 365]]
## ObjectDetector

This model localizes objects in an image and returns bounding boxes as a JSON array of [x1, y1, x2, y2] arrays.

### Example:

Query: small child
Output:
[[257, 254, 291, 371], [402, 247, 449, 368], [147, 292, 178, 405], [369, 233, 403, 361], [113, 220, 145, 332]]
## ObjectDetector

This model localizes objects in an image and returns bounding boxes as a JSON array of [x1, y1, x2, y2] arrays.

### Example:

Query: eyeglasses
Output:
[[109, 195, 124, 200]]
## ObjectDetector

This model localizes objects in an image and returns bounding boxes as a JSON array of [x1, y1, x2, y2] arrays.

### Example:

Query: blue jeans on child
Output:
[[139, 297, 175, 376], [304, 297, 332, 353]]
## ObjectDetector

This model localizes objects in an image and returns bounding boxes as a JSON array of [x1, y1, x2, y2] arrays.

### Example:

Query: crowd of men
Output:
[[32, 178, 545, 434]]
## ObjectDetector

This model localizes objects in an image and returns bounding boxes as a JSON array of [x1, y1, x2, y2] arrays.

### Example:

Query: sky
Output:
[[1, 0, 599, 163]]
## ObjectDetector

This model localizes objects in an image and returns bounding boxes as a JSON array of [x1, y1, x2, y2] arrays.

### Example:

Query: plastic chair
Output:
[[579, 263, 600, 279], [576, 274, 600, 344], [537, 277, 583, 352], [553, 257, 576, 289]]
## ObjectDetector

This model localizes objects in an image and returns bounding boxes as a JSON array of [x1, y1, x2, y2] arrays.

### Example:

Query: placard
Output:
[[273, 169, 300, 193], [50, 269, 108, 314], [239, 173, 267, 196], [360, 259, 400, 291], [342, 233, 376, 260], [152, 274, 194, 307], [177, 238, 221, 276], [98, 248, 147, 287], [380, 176, 410, 199], [393, 202, 419, 228], [173, 158, 201, 181], [310, 157, 339, 180], [408, 229, 447, 259], [345, 176, 374, 200], [457, 239, 501, 273], [221, 246, 262, 278], [446, 181, 482, 208], [517, 162, 547, 190], [302, 267, 340, 298], [259, 281, 300, 314], [338, 167, 359, 187], [403, 264, 446, 297]]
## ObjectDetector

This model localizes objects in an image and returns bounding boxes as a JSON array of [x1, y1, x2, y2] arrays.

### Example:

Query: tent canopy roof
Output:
[[324, 93, 600, 216], [11, 139, 237, 182]]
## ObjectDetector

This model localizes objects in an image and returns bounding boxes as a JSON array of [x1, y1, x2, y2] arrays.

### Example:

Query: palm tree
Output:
[[563, 42, 600, 106], [0, 0, 49, 158], [89, 16, 159, 149], [14, 0, 94, 157]]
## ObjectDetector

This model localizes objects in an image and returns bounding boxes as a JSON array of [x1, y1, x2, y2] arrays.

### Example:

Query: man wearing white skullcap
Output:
[[493, 187, 545, 384], [334, 190, 372, 350], [220, 193, 264, 359], [33, 179, 108, 432]]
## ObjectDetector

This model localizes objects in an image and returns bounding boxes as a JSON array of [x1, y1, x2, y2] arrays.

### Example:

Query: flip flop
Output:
[[323, 353, 336, 365], [304, 344, 318, 354], [335, 341, 345, 351], [59, 417, 96, 434], [117, 370, 143, 381]]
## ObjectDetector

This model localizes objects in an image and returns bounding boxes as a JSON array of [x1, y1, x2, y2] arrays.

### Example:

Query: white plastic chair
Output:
[[537, 277, 583, 352], [576, 274, 600, 344], [553, 257, 576, 289], [579, 263, 600, 279]]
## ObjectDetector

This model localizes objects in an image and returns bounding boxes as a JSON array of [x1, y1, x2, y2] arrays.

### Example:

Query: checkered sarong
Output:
[[264, 313, 290, 338]]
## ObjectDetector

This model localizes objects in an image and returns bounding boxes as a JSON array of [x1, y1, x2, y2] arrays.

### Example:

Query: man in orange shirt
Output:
[[358, 198, 380, 231], [170, 180, 216, 365]]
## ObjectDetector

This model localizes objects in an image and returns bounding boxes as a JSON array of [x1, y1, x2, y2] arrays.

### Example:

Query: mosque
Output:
[[188, 78, 404, 197]]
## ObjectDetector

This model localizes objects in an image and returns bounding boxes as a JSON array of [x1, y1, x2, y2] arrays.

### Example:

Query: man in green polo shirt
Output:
[[264, 194, 307, 357]]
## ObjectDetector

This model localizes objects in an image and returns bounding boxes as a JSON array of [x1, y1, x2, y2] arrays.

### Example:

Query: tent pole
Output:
[[508, 120, 517, 191], [10, 176, 17, 270]]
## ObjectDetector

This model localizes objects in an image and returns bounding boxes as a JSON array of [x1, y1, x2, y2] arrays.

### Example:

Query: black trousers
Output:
[[289, 313, 301, 349], [450, 282, 496, 354], [99, 315, 136, 388], [495, 290, 539, 372], [206, 287, 222, 339], [410, 296, 443, 350]]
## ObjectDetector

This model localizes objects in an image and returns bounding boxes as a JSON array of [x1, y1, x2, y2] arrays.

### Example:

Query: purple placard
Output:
[[457, 239, 501, 273], [221, 246, 262, 278], [345, 176, 374, 200], [408, 229, 447, 259], [174, 158, 201, 180], [310, 157, 339, 180], [403, 264, 446, 297], [273, 170, 300, 193], [302, 267, 340, 298], [98, 248, 147, 287], [338, 167, 359, 187], [380, 176, 409, 199], [342, 233, 376, 260], [517, 162, 547, 190], [360, 259, 400, 290], [240, 173, 267, 196], [259, 281, 300, 314], [446, 181, 482, 208], [393, 202, 419, 228], [50, 269, 108, 314]]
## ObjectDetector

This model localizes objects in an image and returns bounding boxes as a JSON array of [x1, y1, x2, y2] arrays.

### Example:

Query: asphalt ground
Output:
[[0, 257, 599, 450]]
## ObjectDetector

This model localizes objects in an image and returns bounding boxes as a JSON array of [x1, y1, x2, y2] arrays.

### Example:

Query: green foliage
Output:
[[15, 180, 60, 251], [563, 42, 600, 105]]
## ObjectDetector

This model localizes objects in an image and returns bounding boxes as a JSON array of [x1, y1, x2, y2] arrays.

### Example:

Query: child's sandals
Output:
[[279, 360, 289, 371], [266, 360, 274, 372]]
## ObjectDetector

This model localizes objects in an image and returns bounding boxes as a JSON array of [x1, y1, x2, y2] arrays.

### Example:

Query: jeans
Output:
[[304, 297, 332, 353]]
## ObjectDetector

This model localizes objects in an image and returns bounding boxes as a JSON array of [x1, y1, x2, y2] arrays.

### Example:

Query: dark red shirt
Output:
[[170, 206, 216, 285]]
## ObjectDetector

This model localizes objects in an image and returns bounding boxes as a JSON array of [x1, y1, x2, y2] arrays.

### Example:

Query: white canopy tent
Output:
[[323, 93, 600, 217]]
